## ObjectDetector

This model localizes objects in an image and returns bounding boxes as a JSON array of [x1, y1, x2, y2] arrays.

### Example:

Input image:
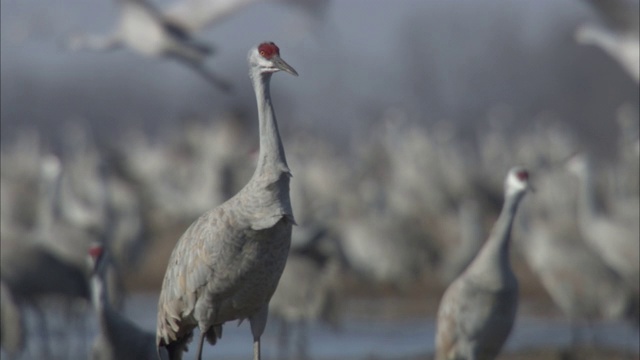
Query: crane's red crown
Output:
[[516, 170, 529, 182], [258, 42, 280, 59], [89, 244, 103, 260]]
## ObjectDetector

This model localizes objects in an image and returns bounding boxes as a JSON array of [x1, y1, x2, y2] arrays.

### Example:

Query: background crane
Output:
[[435, 167, 532, 360]]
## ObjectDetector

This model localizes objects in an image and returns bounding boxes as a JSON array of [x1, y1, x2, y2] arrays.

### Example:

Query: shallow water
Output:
[[10, 292, 640, 360]]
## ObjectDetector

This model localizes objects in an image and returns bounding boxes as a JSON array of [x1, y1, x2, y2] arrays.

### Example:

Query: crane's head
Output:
[[87, 242, 105, 274], [505, 166, 533, 197], [249, 42, 298, 76]]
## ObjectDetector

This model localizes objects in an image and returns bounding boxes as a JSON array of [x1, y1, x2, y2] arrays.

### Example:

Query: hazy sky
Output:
[[1, 0, 637, 153]]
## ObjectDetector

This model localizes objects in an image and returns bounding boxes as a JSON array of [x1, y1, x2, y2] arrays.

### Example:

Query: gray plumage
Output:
[[156, 42, 298, 360], [566, 154, 640, 293], [89, 244, 168, 360], [517, 167, 638, 330], [520, 214, 638, 330], [435, 167, 531, 360]]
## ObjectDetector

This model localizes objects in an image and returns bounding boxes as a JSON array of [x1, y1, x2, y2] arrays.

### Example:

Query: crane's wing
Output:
[[162, 0, 331, 33], [435, 279, 464, 359], [435, 278, 503, 359], [156, 206, 246, 344], [162, 0, 256, 33]]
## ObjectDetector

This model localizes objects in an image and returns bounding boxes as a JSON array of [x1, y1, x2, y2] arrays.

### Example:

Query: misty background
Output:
[[1, 1, 639, 359], [1, 0, 637, 156]]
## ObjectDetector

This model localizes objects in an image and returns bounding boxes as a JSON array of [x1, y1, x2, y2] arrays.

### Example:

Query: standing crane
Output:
[[67, 0, 231, 91], [156, 42, 298, 360], [434, 167, 532, 360], [88, 242, 168, 360], [519, 210, 638, 341], [517, 167, 638, 342], [565, 153, 639, 293]]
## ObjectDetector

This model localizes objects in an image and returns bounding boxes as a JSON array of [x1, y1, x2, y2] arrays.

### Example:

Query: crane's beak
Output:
[[273, 56, 298, 76]]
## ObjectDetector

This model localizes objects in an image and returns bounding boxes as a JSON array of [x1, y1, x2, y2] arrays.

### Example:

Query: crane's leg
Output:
[[195, 327, 207, 360], [253, 337, 261, 360], [249, 305, 269, 360]]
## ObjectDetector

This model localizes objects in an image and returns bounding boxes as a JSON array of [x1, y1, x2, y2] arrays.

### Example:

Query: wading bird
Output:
[[156, 41, 298, 360], [435, 167, 532, 360]]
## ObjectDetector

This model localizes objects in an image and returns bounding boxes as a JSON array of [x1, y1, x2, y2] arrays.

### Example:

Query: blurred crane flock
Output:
[[1, 0, 638, 359]]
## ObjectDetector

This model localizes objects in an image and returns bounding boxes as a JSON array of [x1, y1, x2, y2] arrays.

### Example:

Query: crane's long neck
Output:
[[91, 274, 107, 314], [91, 258, 112, 318], [466, 192, 523, 285], [250, 70, 290, 181], [91, 262, 126, 344]]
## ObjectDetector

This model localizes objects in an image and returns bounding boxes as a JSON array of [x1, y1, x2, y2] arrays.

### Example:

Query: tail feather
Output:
[[205, 324, 223, 345], [159, 331, 193, 360]]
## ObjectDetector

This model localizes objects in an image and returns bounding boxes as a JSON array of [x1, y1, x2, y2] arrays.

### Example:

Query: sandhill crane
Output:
[[88, 243, 169, 360], [156, 42, 298, 360], [67, 0, 231, 91], [434, 166, 532, 360], [1, 280, 25, 358], [566, 153, 640, 293], [575, 0, 640, 82], [517, 165, 638, 340], [519, 210, 638, 339]]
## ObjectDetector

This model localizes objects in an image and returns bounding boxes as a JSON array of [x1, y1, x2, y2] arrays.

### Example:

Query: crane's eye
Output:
[[260, 50, 266, 57]]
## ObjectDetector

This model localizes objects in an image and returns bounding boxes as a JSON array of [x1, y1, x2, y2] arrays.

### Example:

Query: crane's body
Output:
[[567, 154, 640, 292], [156, 42, 298, 360], [435, 167, 531, 360]]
